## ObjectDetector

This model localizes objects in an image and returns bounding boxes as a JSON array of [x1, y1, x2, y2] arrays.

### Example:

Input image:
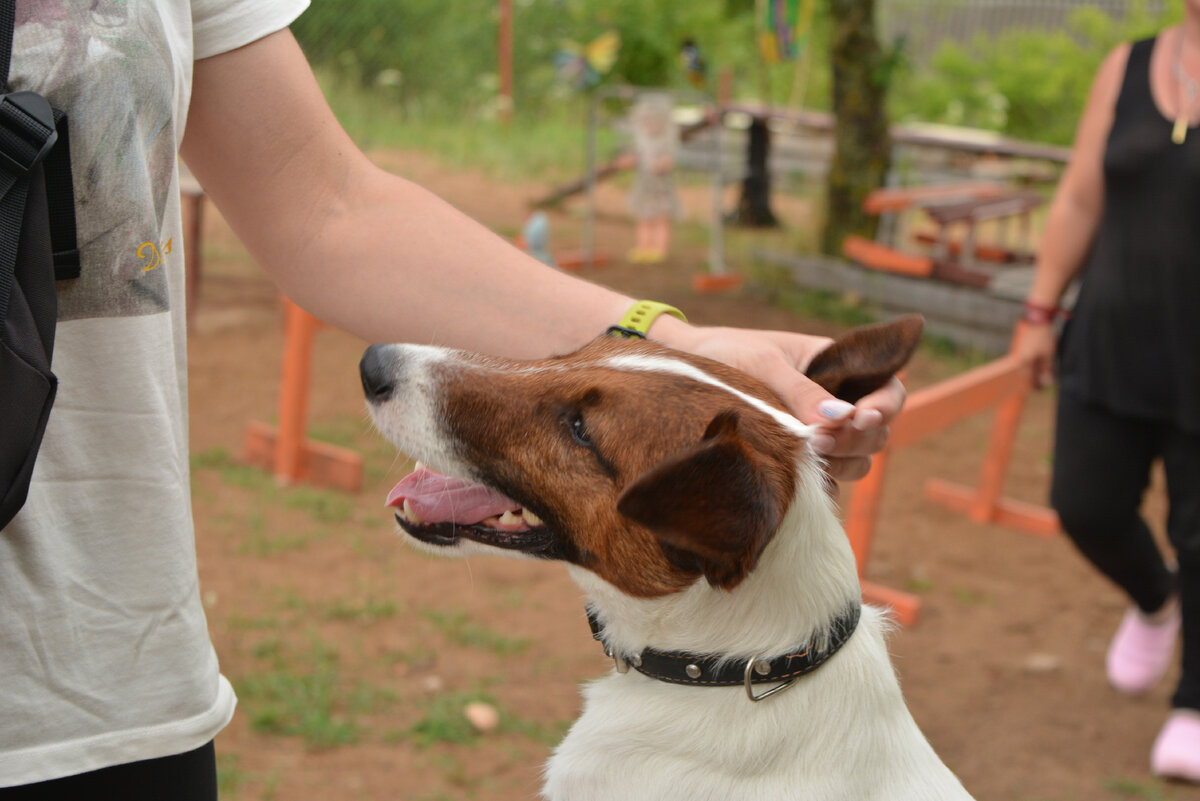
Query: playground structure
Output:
[[242, 298, 363, 493], [844, 321, 1060, 626]]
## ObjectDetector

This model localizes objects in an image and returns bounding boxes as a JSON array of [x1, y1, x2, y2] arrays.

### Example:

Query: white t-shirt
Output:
[[0, 0, 307, 786]]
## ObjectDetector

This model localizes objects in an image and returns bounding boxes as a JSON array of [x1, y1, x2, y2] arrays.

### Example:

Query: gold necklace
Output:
[[1172, 29, 1199, 144]]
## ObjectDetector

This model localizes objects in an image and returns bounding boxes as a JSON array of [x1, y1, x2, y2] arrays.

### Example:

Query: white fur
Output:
[[546, 458, 974, 800]]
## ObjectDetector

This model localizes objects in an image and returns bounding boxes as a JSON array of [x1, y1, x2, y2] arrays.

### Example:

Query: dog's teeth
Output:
[[402, 499, 423, 523], [498, 510, 522, 526], [414, 461, 426, 472], [523, 509, 543, 527]]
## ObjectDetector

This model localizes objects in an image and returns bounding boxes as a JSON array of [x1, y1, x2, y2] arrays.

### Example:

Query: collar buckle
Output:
[[744, 657, 798, 703]]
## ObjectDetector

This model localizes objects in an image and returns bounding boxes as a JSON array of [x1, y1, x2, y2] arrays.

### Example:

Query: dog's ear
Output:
[[616, 411, 786, 590], [804, 314, 924, 403]]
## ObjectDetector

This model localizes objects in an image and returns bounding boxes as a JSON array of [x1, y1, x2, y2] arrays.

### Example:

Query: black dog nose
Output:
[[359, 344, 396, 403]]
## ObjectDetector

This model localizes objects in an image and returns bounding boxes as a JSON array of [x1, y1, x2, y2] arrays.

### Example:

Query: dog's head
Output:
[[361, 316, 921, 598]]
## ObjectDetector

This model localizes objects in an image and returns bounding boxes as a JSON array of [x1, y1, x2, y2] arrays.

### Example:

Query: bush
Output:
[[889, 2, 1177, 144]]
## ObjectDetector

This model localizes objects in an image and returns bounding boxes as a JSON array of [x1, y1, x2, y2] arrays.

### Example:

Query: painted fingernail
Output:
[[852, 409, 883, 431], [811, 434, 836, 454], [818, 399, 855, 421]]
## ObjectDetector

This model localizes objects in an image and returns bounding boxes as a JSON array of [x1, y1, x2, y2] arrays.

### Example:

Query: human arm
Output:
[[178, 29, 899, 479], [1020, 43, 1128, 387]]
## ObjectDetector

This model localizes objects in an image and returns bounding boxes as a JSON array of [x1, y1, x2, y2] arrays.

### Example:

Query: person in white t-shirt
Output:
[[0, 2, 906, 797]]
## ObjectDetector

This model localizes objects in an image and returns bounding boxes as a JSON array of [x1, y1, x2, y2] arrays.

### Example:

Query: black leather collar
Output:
[[586, 604, 861, 702]]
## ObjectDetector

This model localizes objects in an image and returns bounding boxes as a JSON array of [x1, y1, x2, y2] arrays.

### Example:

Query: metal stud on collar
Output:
[[685, 664, 702, 679], [744, 657, 798, 703]]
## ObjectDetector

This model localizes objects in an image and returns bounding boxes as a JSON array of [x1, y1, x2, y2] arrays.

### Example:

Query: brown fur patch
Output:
[[432, 337, 802, 596]]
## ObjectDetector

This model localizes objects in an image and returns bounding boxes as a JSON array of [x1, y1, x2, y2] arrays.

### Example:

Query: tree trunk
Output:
[[821, 0, 892, 256]]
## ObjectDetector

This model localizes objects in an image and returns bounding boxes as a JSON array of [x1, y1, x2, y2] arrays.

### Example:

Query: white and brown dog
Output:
[[360, 316, 975, 800]]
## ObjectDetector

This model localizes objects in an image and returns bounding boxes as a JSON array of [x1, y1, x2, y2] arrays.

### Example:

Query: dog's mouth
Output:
[[385, 463, 554, 554]]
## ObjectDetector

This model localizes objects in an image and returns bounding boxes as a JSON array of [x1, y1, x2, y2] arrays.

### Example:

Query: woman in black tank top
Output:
[[1020, 5, 1200, 782]]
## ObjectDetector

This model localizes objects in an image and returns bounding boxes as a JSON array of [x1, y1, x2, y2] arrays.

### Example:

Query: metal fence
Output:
[[880, 0, 1167, 60]]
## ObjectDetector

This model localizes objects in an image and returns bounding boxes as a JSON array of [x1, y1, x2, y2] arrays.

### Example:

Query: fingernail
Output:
[[852, 409, 883, 431], [818, 399, 855, 421], [811, 434, 836, 454]]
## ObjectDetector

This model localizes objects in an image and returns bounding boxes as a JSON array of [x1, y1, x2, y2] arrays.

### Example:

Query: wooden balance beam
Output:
[[844, 323, 1060, 626]]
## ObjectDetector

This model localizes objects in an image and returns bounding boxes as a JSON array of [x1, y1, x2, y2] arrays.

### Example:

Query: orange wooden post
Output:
[[274, 298, 317, 483], [841, 321, 1063, 626], [242, 298, 364, 492], [922, 322, 1060, 537], [844, 446, 890, 571], [844, 447, 923, 627]]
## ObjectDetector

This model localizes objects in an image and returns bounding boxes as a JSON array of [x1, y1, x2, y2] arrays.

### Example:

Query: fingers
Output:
[[772, 364, 899, 478], [823, 455, 874, 482]]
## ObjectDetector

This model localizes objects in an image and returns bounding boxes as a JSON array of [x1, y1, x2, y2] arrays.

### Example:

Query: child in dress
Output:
[[626, 93, 679, 264]]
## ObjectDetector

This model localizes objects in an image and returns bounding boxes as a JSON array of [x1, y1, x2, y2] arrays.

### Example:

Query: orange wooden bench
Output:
[[842, 234, 934, 278]]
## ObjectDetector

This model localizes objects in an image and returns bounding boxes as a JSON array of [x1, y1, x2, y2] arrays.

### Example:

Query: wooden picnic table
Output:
[[843, 183, 1044, 288]]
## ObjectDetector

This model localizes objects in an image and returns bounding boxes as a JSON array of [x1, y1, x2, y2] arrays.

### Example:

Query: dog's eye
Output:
[[567, 413, 592, 447]]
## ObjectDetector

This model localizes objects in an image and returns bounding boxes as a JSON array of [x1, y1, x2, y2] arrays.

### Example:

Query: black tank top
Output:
[[1059, 36, 1200, 432]]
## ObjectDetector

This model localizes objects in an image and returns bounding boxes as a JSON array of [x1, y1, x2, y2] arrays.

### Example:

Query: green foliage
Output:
[[295, 0, 1179, 149], [891, 2, 1177, 145]]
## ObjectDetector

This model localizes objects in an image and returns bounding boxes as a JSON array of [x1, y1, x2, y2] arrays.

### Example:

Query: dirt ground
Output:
[[187, 150, 1199, 801]]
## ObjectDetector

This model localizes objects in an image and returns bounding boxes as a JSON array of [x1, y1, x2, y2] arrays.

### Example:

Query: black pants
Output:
[[1051, 390, 1200, 711], [0, 741, 217, 801]]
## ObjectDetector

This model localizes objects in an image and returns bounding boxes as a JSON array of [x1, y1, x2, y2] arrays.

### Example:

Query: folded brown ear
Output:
[[616, 412, 786, 590], [804, 314, 924, 403]]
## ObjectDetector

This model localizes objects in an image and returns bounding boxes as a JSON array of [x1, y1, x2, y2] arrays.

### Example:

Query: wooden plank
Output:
[[890, 356, 1030, 448], [842, 235, 934, 278]]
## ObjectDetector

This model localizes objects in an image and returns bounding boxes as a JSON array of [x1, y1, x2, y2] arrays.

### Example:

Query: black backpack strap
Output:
[[46, 108, 77, 279], [0, 0, 78, 282], [0, 0, 12, 89]]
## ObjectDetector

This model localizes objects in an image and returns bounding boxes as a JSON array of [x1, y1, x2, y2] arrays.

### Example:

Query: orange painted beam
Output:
[[861, 182, 1009, 215], [862, 581, 921, 627], [842, 235, 934, 278], [924, 479, 1060, 538], [889, 356, 1030, 449]]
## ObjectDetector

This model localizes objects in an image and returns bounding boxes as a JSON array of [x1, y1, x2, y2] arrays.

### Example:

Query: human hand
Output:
[[663, 325, 906, 481], [1016, 322, 1057, 389]]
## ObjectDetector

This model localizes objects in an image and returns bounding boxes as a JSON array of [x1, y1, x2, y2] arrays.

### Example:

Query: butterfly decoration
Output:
[[679, 38, 708, 89], [554, 30, 621, 90]]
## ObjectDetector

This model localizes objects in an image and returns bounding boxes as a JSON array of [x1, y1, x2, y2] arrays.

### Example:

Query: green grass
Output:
[[407, 689, 571, 750], [319, 69, 617, 184], [409, 690, 497, 748], [1101, 777, 1176, 800], [421, 607, 533, 656], [235, 637, 396, 748], [216, 753, 247, 798]]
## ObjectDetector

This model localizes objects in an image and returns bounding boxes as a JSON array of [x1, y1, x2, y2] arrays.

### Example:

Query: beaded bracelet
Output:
[[1022, 300, 1067, 326]]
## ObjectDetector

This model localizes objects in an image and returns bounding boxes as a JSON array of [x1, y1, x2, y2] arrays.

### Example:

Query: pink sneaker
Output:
[[1105, 604, 1181, 695], [1151, 710, 1200, 782]]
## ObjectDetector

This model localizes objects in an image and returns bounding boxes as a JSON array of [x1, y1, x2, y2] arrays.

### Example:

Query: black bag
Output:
[[0, 0, 78, 530]]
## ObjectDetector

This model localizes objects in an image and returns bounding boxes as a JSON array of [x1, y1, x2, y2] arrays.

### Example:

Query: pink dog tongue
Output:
[[385, 466, 521, 524]]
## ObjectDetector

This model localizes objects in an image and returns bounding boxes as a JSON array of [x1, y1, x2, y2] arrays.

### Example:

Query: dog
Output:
[[359, 315, 975, 800]]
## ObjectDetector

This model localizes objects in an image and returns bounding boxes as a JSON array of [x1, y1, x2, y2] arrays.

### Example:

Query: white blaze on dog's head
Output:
[[361, 316, 923, 599]]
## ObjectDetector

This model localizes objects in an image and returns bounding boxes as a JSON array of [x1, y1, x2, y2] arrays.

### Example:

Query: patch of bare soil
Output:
[[189, 150, 1198, 801]]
